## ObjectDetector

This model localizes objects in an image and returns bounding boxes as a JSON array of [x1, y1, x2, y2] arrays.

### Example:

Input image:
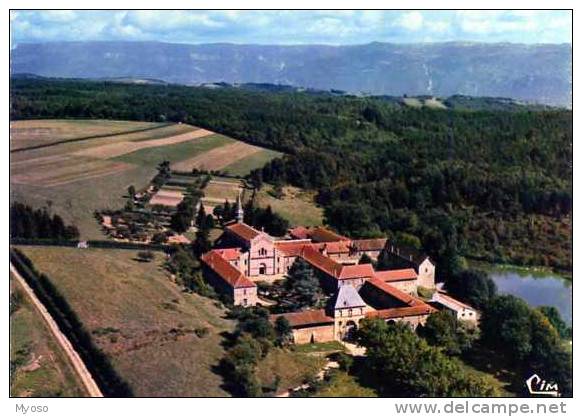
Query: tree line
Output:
[[10, 78, 572, 271], [10, 202, 80, 240]]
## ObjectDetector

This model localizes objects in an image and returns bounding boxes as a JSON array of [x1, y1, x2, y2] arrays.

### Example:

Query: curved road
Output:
[[10, 263, 104, 397]]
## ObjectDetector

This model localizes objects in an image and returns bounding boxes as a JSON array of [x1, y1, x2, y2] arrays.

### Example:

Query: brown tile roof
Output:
[[374, 268, 418, 282], [366, 304, 435, 320], [201, 250, 256, 288], [225, 222, 261, 242], [366, 278, 424, 306], [309, 227, 350, 243], [351, 238, 387, 251], [270, 309, 334, 328]]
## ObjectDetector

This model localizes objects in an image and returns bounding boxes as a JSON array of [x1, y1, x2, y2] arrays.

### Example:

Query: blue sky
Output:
[[10, 10, 572, 45]]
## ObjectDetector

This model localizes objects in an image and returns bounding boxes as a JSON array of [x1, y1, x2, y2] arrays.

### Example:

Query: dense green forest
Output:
[[10, 78, 572, 273]]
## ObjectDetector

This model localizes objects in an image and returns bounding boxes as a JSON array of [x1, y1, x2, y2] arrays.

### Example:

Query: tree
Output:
[[204, 214, 215, 230], [445, 269, 497, 309], [356, 319, 497, 397], [274, 316, 293, 346], [125, 199, 135, 212], [196, 204, 207, 228], [10, 202, 80, 240], [127, 185, 136, 199], [538, 306, 570, 339], [480, 295, 572, 396], [223, 334, 263, 397], [358, 253, 373, 265], [212, 205, 224, 222], [151, 232, 168, 244], [170, 211, 190, 233], [417, 311, 476, 355], [283, 258, 324, 309], [192, 229, 211, 256]]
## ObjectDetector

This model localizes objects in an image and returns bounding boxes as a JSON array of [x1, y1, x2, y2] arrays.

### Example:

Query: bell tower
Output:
[[235, 191, 244, 223]]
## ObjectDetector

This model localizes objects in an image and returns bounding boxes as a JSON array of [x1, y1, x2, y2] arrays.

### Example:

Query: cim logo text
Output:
[[526, 374, 560, 397]]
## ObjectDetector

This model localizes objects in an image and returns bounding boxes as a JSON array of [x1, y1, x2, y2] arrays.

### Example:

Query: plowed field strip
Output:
[[73, 129, 214, 159], [171, 141, 262, 171]]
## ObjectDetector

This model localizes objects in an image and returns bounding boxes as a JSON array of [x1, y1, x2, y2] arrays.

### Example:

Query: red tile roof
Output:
[[309, 227, 350, 243], [366, 278, 424, 306], [214, 248, 241, 261], [289, 226, 310, 240], [338, 264, 375, 280], [270, 309, 334, 328], [225, 222, 261, 242], [366, 304, 435, 320], [374, 268, 418, 282], [201, 250, 256, 288], [300, 245, 343, 277], [274, 240, 311, 257], [312, 241, 351, 254], [351, 238, 387, 251]]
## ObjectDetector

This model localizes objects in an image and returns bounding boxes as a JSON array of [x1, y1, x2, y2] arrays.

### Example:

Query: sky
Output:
[[10, 10, 572, 46]]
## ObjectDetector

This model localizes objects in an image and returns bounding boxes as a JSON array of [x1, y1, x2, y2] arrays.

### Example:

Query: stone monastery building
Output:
[[201, 197, 441, 343]]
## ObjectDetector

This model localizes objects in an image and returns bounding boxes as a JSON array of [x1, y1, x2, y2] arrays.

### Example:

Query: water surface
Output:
[[488, 268, 572, 324]]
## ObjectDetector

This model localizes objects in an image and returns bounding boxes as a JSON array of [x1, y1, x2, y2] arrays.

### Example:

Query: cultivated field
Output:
[[10, 119, 280, 239], [10, 274, 87, 397], [222, 148, 283, 176], [149, 187, 185, 207], [10, 119, 165, 151], [16, 246, 236, 397], [171, 141, 277, 173], [200, 177, 246, 212]]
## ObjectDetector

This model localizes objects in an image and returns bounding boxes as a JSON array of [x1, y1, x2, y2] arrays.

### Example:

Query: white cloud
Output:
[[395, 11, 424, 31], [426, 21, 450, 34], [9, 10, 571, 45]]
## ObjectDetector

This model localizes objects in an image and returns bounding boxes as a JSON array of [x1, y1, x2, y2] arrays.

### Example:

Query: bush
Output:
[[194, 327, 210, 338], [137, 250, 155, 262], [334, 352, 354, 372]]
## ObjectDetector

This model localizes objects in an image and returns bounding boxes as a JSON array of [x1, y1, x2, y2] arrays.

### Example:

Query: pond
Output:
[[488, 267, 572, 325]]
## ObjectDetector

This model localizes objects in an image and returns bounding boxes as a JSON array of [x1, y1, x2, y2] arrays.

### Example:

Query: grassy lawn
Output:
[[11, 164, 155, 239], [17, 246, 236, 397], [222, 148, 283, 176], [255, 184, 324, 227], [203, 180, 243, 202], [458, 360, 513, 397], [315, 371, 378, 397], [292, 341, 345, 354], [10, 274, 87, 397], [114, 134, 235, 166], [255, 348, 325, 393]]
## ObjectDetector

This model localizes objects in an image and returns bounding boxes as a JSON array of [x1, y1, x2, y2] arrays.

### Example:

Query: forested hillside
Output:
[[10, 78, 572, 274]]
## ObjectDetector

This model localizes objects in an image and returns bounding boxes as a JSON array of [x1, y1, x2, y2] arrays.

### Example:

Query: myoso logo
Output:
[[525, 374, 560, 397]]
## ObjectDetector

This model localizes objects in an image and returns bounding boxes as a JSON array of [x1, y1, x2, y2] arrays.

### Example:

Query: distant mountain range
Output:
[[10, 41, 572, 107]]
